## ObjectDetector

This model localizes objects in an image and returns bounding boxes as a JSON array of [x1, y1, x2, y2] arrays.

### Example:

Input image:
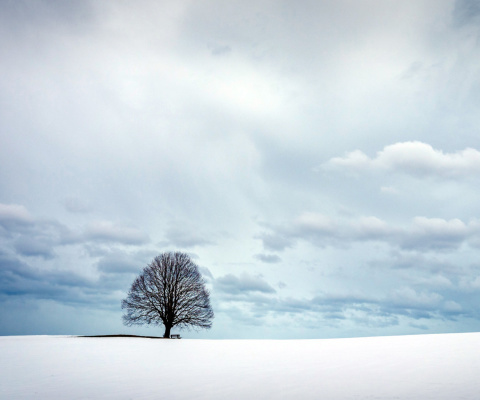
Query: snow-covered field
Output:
[[1, 333, 479, 399]]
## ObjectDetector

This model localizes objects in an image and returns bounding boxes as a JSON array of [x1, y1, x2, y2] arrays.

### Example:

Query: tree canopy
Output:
[[121, 252, 214, 338]]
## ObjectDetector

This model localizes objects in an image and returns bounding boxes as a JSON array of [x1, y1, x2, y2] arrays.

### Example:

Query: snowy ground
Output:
[[1, 333, 479, 399]]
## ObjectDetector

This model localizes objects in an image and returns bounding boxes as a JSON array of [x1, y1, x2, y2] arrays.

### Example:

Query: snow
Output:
[[1, 333, 479, 399]]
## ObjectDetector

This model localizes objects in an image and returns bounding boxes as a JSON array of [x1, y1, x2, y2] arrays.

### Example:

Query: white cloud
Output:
[[402, 217, 475, 250], [294, 214, 394, 242], [351, 216, 392, 239], [324, 142, 480, 178], [260, 214, 480, 252], [325, 149, 372, 171], [0, 203, 33, 225]]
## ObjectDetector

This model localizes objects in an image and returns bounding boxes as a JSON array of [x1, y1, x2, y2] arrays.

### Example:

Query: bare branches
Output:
[[121, 252, 214, 337]]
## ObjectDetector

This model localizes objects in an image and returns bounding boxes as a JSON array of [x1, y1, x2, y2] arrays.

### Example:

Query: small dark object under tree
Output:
[[121, 252, 214, 338]]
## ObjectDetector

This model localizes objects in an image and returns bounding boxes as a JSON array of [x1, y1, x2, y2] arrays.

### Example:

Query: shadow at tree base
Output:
[[78, 334, 167, 339]]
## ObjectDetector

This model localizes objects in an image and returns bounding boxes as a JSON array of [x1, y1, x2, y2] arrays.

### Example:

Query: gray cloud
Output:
[[215, 280, 470, 331], [64, 197, 93, 214], [215, 273, 276, 295], [0, 204, 151, 264], [0, 252, 95, 302], [211, 266, 468, 327], [260, 233, 295, 252], [97, 254, 142, 274], [254, 253, 281, 263], [198, 266, 214, 281], [209, 44, 232, 56], [96, 248, 161, 276], [163, 225, 215, 249], [84, 221, 150, 245], [14, 236, 55, 259], [453, 0, 480, 27], [0, 0, 93, 26]]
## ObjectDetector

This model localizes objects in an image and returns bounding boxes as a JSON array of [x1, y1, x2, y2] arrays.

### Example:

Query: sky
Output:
[[1, 0, 480, 339]]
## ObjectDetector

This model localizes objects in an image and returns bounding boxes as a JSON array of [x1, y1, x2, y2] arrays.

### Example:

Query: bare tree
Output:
[[121, 252, 214, 338]]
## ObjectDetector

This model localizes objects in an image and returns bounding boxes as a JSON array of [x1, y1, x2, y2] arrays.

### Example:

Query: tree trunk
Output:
[[163, 324, 171, 338]]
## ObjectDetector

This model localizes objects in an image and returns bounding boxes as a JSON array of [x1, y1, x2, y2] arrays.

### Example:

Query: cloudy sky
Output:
[[1, 0, 480, 339]]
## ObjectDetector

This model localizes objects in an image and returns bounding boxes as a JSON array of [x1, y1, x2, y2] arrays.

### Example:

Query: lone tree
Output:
[[121, 252, 214, 338]]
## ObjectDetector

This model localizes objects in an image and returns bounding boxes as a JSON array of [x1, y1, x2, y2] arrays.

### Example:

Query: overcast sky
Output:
[[1, 0, 480, 339]]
